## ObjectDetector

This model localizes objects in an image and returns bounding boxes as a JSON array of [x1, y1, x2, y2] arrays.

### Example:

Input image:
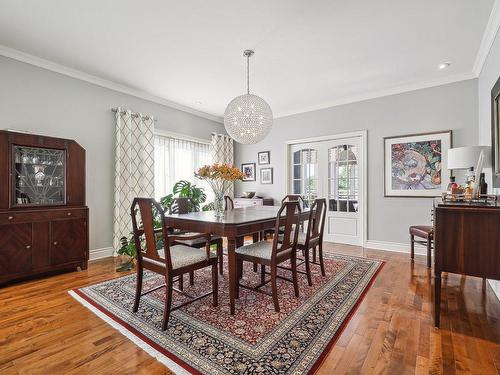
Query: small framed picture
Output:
[[258, 151, 270, 165], [241, 163, 256, 181], [260, 167, 273, 184]]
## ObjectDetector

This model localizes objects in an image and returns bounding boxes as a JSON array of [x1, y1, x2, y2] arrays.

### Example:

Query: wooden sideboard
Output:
[[233, 197, 274, 208], [433, 199, 500, 327], [0, 131, 88, 285]]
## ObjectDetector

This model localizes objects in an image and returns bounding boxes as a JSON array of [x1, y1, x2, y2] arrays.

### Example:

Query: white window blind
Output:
[[154, 134, 213, 203]]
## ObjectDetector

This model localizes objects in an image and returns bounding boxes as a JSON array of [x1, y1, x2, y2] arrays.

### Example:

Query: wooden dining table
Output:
[[164, 205, 309, 315]]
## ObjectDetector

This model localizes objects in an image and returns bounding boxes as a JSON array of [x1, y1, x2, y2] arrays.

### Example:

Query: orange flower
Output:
[[195, 164, 244, 181]]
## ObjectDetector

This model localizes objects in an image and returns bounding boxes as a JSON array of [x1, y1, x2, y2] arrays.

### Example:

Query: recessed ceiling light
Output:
[[439, 62, 451, 70], [195, 100, 203, 105]]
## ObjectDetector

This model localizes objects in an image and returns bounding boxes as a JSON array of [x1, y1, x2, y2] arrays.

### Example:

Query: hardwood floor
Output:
[[1, 243, 500, 374]]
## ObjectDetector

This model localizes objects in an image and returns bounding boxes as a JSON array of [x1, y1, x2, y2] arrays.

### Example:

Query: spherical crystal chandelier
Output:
[[224, 50, 273, 144]]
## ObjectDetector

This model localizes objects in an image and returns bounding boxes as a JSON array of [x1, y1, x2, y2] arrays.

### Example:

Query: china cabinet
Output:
[[0, 131, 88, 285]]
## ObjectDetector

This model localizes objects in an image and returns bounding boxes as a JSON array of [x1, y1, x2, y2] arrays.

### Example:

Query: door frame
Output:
[[284, 130, 368, 248]]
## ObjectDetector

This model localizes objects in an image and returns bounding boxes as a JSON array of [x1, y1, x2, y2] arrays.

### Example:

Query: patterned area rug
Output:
[[70, 253, 383, 374]]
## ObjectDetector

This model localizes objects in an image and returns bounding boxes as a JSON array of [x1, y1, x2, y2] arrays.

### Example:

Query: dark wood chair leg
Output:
[[427, 239, 432, 268], [212, 263, 218, 307], [260, 264, 266, 284], [189, 271, 194, 286], [291, 253, 299, 298], [252, 233, 259, 273], [410, 234, 415, 260], [217, 239, 223, 275], [178, 273, 184, 290], [313, 246, 317, 263], [271, 265, 280, 312], [162, 276, 173, 331], [238, 259, 243, 279], [304, 247, 313, 286], [133, 265, 143, 312], [318, 241, 326, 277]]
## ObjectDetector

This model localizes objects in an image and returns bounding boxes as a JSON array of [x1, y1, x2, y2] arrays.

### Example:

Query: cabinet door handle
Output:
[[53, 241, 58, 246], [26, 245, 31, 249], [8, 216, 13, 220], [67, 212, 72, 216]]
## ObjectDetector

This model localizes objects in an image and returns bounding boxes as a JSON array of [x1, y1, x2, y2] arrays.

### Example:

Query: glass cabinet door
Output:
[[13, 145, 66, 206]]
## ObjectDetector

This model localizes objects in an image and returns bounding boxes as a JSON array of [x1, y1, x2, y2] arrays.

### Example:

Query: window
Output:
[[328, 145, 358, 212], [154, 134, 212, 203], [292, 148, 318, 208]]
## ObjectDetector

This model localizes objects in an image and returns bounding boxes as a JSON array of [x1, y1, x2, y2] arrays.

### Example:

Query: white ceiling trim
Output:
[[473, 0, 500, 76], [276, 72, 477, 119], [0, 44, 224, 124]]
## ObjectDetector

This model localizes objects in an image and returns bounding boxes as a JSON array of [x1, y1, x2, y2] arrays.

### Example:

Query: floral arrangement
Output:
[[196, 163, 245, 181], [195, 164, 244, 218]]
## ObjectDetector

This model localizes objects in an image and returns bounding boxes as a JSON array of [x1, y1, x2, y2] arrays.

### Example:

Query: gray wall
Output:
[[479, 30, 500, 194], [478, 29, 500, 297], [235, 79, 478, 244], [0, 56, 224, 252]]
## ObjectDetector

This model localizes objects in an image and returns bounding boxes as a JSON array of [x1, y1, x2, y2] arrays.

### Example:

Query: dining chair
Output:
[[130, 198, 218, 330], [280, 198, 327, 286], [225, 195, 261, 273], [263, 194, 305, 240], [235, 201, 301, 313], [169, 197, 224, 278]]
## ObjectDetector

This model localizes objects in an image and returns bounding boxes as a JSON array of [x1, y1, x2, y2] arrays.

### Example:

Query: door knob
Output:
[[8, 216, 13, 220], [26, 245, 31, 249], [53, 241, 58, 246], [67, 212, 72, 216]]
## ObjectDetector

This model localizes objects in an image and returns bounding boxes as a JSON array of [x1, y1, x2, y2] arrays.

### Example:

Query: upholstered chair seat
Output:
[[157, 245, 218, 270], [236, 241, 274, 260]]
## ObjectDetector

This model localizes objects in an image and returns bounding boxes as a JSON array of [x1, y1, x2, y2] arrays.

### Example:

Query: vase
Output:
[[213, 189, 225, 219]]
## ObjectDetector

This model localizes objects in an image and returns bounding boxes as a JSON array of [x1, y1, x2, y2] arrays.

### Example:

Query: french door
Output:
[[288, 135, 364, 246]]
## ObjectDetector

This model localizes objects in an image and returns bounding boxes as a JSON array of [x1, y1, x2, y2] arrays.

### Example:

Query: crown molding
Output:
[[0, 44, 223, 124], [473, 0, 500, 76], [275, 72, 477, 119]]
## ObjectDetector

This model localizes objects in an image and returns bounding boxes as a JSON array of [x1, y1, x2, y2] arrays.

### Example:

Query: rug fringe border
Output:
[[68, 290, 190, 375]]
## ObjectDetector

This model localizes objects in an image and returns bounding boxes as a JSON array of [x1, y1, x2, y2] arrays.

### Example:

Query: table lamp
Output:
[[447, 146, 492, 196]]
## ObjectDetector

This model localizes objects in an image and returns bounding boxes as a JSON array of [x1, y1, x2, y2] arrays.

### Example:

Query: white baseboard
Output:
[[365, 240, 427, 256], [89, 247, 114, 261]]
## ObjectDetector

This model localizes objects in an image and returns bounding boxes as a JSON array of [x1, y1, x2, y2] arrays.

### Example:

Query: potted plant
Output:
[[161, 180, 208, 212]]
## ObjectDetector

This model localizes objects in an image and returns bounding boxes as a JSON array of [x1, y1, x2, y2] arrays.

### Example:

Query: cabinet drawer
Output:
[[0, 208, 87, 225]]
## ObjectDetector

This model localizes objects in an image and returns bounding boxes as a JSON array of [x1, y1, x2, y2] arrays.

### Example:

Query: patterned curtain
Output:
[[113, 108, 155, 250], [210, 133, 234, 197]]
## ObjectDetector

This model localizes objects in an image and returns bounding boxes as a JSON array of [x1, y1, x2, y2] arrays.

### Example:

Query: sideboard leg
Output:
[[434, 270, 441, 328]]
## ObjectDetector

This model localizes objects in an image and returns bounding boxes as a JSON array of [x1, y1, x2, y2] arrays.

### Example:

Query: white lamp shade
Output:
[[447, 146, 492, 170]]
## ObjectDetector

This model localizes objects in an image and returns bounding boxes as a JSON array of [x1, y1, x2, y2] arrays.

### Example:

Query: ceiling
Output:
[[0, 0, 495, 121]]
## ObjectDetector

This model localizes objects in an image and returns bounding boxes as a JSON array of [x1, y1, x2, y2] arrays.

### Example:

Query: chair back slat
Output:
[[224, 195, 234, 211], [272, 201, 300, 259], [305, 198, 327, 245], [131, 198, 172, 270], [169, 197, 194, 214]]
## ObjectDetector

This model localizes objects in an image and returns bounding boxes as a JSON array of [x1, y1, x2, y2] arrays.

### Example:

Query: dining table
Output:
[[164, 205, 309, 315]]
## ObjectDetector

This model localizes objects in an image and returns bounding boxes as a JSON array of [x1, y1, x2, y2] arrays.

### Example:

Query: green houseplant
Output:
[[160, 180, 209, 212]]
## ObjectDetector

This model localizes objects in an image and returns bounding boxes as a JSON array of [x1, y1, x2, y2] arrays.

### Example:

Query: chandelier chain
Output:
[[246, 53, 250, 94]]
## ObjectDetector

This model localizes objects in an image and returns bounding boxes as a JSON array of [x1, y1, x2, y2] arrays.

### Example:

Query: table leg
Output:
[[228, 237, 237, 315], [434, 270, 441, 327]]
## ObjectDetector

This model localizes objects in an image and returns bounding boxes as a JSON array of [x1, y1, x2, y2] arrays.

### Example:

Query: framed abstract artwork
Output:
[[492, 75, 500, 188], [260, 167, 273, 184], [258, 151, 270, 165], [241, 163, 256, 181], [384, 130, 452, 197]]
